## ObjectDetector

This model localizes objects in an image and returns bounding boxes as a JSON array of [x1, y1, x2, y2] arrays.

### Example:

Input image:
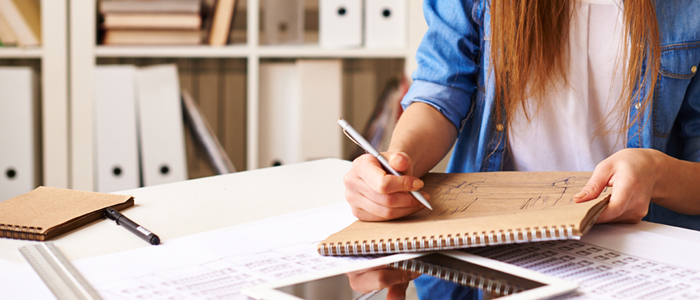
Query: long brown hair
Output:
[[491, 0, 660, 135]]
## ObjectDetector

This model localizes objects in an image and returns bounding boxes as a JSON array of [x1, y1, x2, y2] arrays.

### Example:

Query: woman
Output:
[[343, 0, 700, 231]]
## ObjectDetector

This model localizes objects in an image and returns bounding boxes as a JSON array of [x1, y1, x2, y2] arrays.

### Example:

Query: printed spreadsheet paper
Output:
[[71, 203, 700, 300], [472, 226, 700, 299], [73, 203, 368, 299]]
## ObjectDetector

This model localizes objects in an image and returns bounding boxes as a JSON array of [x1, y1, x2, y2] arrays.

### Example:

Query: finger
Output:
[[595, 179, 634, 223], [574, 163, 613, 203], [359, 269, 415, 291], [344, 171, 425, 221], [349, 199, 425, 221], [345, 168, 426, 209], [386, 152, 412, 173], [347, 155, 401, 198], [354, 154, 424, 195], [346, 268, 380, 292], [353, 153, 387, 177], [370, 173, 425, 195], [386, 282, 410, 300]]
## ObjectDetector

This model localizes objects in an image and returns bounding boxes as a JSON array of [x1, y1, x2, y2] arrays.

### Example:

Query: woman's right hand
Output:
[[343, 151, 429, 221]]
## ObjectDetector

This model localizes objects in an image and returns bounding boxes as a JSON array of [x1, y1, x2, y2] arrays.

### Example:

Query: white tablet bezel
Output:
[[242, 250, 578, 300]]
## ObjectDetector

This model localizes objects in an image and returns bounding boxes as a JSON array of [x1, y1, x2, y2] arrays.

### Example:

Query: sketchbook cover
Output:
[[319, 171, 610, 256], [0, 186, 134, 241]]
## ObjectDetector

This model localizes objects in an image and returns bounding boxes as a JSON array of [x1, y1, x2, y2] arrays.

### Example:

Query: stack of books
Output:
[[0, 0, 41, 47], [99, 0, 203, 45]]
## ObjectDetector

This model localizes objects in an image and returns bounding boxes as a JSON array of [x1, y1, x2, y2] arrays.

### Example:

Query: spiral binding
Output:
[[319, 224, 576, 256], [0, 224, 42, 240], [389, 259, 521, 296]]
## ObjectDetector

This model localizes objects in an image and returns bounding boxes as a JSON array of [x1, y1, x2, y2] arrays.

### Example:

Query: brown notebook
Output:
[[319, 171, 610, 256], [0, 187, 134, 241]]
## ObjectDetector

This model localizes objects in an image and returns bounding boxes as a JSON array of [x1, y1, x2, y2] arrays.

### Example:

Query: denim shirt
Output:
[[402, 0, 700, 230]]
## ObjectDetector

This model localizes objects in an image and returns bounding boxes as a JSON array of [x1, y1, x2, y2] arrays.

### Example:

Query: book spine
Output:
[[318, 225, 577, 256], [0, 224, 42, 241]]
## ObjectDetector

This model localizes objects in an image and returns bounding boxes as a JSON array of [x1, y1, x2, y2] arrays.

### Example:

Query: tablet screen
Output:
[[274, 253, 547, 299]]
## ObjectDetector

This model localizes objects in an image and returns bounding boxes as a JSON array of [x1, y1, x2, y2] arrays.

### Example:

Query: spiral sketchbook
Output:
[[0, 187, 134, 241], [318, 171, 610, 256]]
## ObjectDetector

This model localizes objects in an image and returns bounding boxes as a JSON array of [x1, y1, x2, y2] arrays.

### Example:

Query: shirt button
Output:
[[692, 66, 697, 74], [495, 124, 504, 131], [635, 103, 642, 110]]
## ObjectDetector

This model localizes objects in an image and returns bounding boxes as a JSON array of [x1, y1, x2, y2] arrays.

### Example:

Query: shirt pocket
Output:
[[653, 42, 700, 137]]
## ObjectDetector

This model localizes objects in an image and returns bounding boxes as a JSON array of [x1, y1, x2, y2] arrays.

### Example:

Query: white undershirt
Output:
[[506, 0, 626, 172]]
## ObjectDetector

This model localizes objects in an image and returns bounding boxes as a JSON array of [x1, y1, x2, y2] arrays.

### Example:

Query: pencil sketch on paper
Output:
[[416, 172, 610, 220]]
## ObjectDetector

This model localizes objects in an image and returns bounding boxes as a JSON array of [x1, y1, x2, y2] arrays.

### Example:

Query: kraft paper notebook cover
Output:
[[0, 186, 134, 241], [319, 171, 610, 256]]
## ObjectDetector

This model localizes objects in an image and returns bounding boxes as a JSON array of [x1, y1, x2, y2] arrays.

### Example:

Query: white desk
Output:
[[0, 159, 350, 263], [2, 159, 700, 299]]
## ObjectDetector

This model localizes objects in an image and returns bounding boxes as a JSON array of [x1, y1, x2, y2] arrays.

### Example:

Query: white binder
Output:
[[297, 60, 343, 162], [319, 0, 363, 48], [364, 0, 406, 48], [0, 67, 38, 201], [258, 60, 343, 168], [135, 64, 188, 186], [259, 62, 299, 168], [263, 0, 304, 45], [94, 65, 141, 193]]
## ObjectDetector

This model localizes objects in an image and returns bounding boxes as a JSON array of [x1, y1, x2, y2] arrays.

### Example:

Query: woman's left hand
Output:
[[573, 148, 665, 223]]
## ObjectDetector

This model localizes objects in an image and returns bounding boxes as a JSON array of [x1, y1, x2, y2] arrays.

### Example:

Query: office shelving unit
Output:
[[0, 0, 69, 189], [63, 0, 426, 191]]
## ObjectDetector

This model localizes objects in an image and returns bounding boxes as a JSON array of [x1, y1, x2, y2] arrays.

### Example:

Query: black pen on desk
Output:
[[104, 207, 161, 245], [338, 118, 433, 210]]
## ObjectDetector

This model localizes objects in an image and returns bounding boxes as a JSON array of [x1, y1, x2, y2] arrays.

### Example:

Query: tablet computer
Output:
[[242, 250, 577, 299]]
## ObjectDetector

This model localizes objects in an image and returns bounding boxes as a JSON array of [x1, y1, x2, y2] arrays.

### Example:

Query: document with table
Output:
[[1, 159, 700, 299], [74, 204, 700, 299], [75, 203, 368, 299]]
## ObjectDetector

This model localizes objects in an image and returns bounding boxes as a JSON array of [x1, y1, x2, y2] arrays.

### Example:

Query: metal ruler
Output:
[[19, 242, 103, 300]]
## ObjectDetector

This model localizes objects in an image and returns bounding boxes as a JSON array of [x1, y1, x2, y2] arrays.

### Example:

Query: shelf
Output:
[[0, 47, 42, 59], [95, 45, 250, 58], [257, 45, 408, 58], [95, 44, 408, 59]]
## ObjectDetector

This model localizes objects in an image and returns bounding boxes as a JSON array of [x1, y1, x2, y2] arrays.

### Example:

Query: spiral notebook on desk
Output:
[[318, 171, 610, 256], [0, 187, 134, 241]]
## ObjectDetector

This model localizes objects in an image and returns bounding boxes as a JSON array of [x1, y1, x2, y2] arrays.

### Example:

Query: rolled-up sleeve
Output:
[[401, 0, 482, 129]]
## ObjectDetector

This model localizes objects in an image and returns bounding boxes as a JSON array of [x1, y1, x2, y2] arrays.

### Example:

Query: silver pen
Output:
[[338, 118, 433, 210]]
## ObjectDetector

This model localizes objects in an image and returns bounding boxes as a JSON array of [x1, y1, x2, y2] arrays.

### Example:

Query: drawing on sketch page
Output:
[[417, 172, 610, 221]]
